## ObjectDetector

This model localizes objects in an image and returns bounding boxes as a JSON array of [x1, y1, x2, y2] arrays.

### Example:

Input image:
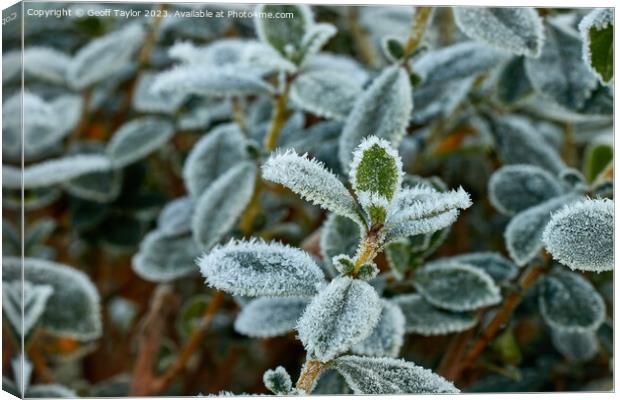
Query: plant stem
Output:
[[296, 359, 326, 393], [264, 79, 291, 151], [71, 89, 92, 142], [445, 263, 546, 381], [347, 7, 377, 67], [402, 7, 433, 59]]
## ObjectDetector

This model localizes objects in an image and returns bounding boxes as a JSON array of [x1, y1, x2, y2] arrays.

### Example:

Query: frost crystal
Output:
[[198, 239, 325, 297], [332, 355, 459, 394], [453, 7, 544, 57], [538, 269, 605, 333], [505, 194, 579, 266], [183, 124, 249, 198], [2, 257, 102, 340], [393, 294, 477, 336], [413, 261, 501, 312], [192, 162, 256, 250], [542, 199, 613, 272], [338, 66, 412, 172], [263, 366, 293, 395], [289, 70, 362, 121], [351, 300, 405, 357], [106, 117, 175, 168], [382, 209, 459, 245], [488, 164, 564, 216], [579, 8, 614, 84], [297, 277, 382, 362], [132, 230, 201, 282], [68, 23, 145, 90], [235, 297, 308, 338], [262, 150, 363, 226], [2, 280, 54, 336], [386, 186, 471, 226]]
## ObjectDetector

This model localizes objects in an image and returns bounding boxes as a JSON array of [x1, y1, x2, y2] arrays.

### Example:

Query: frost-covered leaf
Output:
[[539, 269, 605, 332], [132, 230, 201, 282], [262, 151, 363, 226], [579, 8, 614, 84], [448, 252, 518, 284], [393, 294, 477, 336], [289, 70, 362, 120], [26, 384, 77, 398], [64, 168, 122, 203], [312, 369, 351, 395], [169, 38, 249, 67], [488, 115, 566, 175], [453, 7, 544, 57], [542, 199, 613, 272], [351, 300, 405, 357], [551, 328, 599, 362], [382, 209, 459, 245], [331, 355, 459, 394], [350, 136, 403, 203], [133, 72, 187, 114], [413, 261, 501, 311], [234, 297, 308, 338], [198, 239, 325, 297], [411, 77, 475, 123], [381, 36, 405, 63], [2, 257, 101, 340], [338, 66, 412, 172], [497, 56, 534, 106], [297, 277, 381, 362], [263, 366, 293, 395], [386, 186, 471, 225], [412, 41, 509, 84], [23, 46, 71, 84], [157, 197, 194, 237], [584, 133, 613, 182], [68, 23, 145, 89], [299, 23, 337, 65], [192, 162, 256, 250], [106, 117, 175, 168], [303, 52, 368, 84], [183, 124, 249, 198], [320, 214, 362, 272], [255, 4, 313, 62], [2, 280, 54, 337], [488, 164, 564, 216], [152, 65, 274, 98], [5, 155, 113, 190], [505, 194, 579, 266], [525, 23, 598, 110]]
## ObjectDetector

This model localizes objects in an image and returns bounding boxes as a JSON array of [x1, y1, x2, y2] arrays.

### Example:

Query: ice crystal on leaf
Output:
[[331, 355, 459, 394], [386, 187, 471, 226], [393, 294, 477, 336], [350, 300, 405, 358], [255, 4, 314, 62], [198, 239, 326, 297], [234, 297, 309, 338], [453, 7, 544, 57], [263, 366, 293, 395], [2, 280, 54, 337], [542, 199, 613, 272], [262, 150, 364, 226], [488, 164, 565, 216], [505, 194, 580, 266], [413, 261, 501, 312], [299, 23, 337, 65], [539, 269, 605, 333], [297, 277, 382, 362], [106, 117, 175, 168], [338, 66, 412, 172], [579, 8, 614, 84], [192, 162, 257, 250], [3, 257, 102, 340]]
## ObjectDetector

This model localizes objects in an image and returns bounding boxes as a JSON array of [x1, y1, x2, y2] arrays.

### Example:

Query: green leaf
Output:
[[453, 7, 544, 57], [542, 199, 613, 272], [198, 239, 326, 297], [539, 269, 605, 332], [192, 162, 256, 250], [579, 8, 614, 84], [505, 194, 579, 266], [3, 257, 101, 340], [132, 230, 201, 282], [583, 134, 613, 182], [385, 240, 412, 280], [297, 277, 382, 362], [488, 164, 565, 216], [331, 355, 459, 394], [106, 117, 175, 168], [175, 295, 211, 339], [255, 4, 313, 61], [497, 56, 534, 106], [351, 300, 405, 357], [413, 261, 501, 311], [393, 294, 477, 336], [234, 297, 309, 338], [263, 366, 293, 395], [338, 66, 412, 172], [381, 36, 405, 62]]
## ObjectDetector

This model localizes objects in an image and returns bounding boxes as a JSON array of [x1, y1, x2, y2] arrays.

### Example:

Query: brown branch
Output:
[[264, 79, 291, 151], [403, 7, 433, 59], [444, 263, 546, 381], [296, 359, 326, 394]]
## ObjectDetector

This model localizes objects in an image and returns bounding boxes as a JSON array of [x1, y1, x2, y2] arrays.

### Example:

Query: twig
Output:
[[296, 359, 326, 393], [70, 89, 92, 142], [402, 7, 433, 59], [445, 263, 546, 381], [347, 7, 377, 67], [264, 79, 291, 151]]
